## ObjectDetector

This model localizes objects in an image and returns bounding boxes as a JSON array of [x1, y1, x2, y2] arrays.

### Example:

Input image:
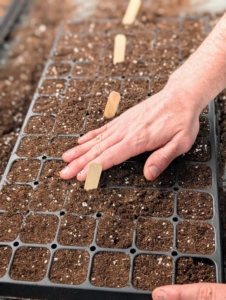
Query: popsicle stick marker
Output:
[[84, 162, 102, 191], [113, 34, 126, 65], [104, 91, 121, 119], [122, 0, 141, 25]]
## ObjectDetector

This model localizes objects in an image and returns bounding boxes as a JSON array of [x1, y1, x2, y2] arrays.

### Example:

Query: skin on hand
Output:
[[152, 283, 226, 300], [60, 84, 201, 181]]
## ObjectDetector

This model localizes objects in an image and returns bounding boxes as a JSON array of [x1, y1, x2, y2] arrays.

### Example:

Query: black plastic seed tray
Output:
[[0, 0, 26, 44], [0, 16, 223, 300]]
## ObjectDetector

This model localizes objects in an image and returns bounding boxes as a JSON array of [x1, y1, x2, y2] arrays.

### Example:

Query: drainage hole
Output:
[[171, 251, 178, 257], [90, 246, 96, 251], [172, 217, 178, 222], [13, 241, 19, 247], [130, 248, 136, 254], [34, 181, 39, 186], [51, 244, 57, 249]]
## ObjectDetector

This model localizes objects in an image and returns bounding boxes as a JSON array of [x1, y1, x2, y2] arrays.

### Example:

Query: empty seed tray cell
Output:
[[0, 0, 26, 43], [0, 16, 223, 300]]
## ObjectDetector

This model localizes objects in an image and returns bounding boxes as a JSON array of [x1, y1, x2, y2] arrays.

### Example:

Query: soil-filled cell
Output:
[[0, 212, 22, 242], [177, 191, 213, 220], [30, 183, 67, 212], [176, 257, 216, 284], [10, 247, 50, 281], [121, 78, 149, 101], [181, 138, 211, 162], [38, 79, 66, 94], [20, 214, 58, 244], [7, 160, 40, 183], [85, 114, 108, 133], [177, 221, 215, 255], [33, 97, 61, 114], [178, 163, 212, 189], [96, 216, 134, 249], [47, 137, 78, 158], [132, 255, 173, 290], [90, 252, 130, 288], [151, 60, 178, 77], [198, 116, 210, 137], [0, 185, 32, 214], [24, 115, 55, 134], [156, 31, 180, 47], [119, 97, 145, 113], [136, 218, 173, 252], [40, 160, 68, 184], [182, 19, 206, 32], [72, 62, 98, 77], [58, 214, 95, 246], [152, 46, 179, 62], [16, 136, 48, 157], [67, 79, 95, 96], [101, 162, 175, 188], [50, 249, 89, 285], [92, 78, 121, 96], [0, 246, 12, 278], [46, 63, 71, 77]]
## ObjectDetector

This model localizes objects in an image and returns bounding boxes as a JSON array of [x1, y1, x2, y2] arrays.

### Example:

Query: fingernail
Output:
[[60, 166, 69, 175], [149, 166, 159, 178], [155, 290, 167, 300]]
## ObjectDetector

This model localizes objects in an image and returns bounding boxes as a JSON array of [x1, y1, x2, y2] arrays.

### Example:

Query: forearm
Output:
[[167, 13, 226, 114]]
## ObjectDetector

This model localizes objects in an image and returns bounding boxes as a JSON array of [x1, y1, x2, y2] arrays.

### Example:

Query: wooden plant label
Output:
[[84, 162, 102, 191], [113, 34, 126, 65], [104, 91, 121, 119], [122, 0, 141, 25]]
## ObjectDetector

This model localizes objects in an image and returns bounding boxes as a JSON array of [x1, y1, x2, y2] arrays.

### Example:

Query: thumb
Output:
[[152, 283, 226, 300], [144, 139, 189, 181]]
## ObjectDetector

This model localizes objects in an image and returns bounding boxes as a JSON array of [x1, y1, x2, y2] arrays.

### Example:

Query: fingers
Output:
[[152, 283, 226, 300], [60, 134, 124, 180], [77, 118, 117, 145], [143, 136, 192, 181], [76, 140, 133, 181], [62, 123, 118, 163]]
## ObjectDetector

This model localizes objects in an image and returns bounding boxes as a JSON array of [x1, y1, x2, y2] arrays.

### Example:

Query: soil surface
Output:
[[176, 257, 216, 284], [0, 246, 12, 278], [0, 212, 23, 242], [7, 159, 40, 182], [132, 255, 173, 290], [90, 252, 130, 288], [50, 249, 90, 285]]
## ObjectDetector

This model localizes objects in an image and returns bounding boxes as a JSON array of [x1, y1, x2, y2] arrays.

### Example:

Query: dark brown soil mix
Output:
[[177, 191, 213, 220], [177, 221, 215, 255], [46, 63, 71, 77], [92, 78, 121, 96], [85, 114, 108, 133], [178, 163, 212, 189], [96, 216, 134, 249], [10, 247, 50, 281], [0, 185, 32, 214], [20, 214, 58, 244], [150, 77, 168, 94], [101, 162, 175, 188], [58, 214, 96, 246], [151, 60, 178, 77], [72, 62, 98, 77], [24, 115, 55, 134], [182, 19, 206, 32], [90, 252, 130, 288], [30, 183, 67, 212], [199, 116, 210, 137], [136, 217, 173, 252], [50, 249, 89, 285], [176, 257, 216, 284], [38, 79, 66, 95], [47, 136, 78, 158], [180, 138, 211, 162], [121, 78, 149, 101], [67, 79, 95, 96], [40, 160, 68, 184], [156, 31, 180, 48], [0, 246, 12, 278], [16, 135, 49, 157], [33, 97, 61, 114], [132, 254, 173, 290], [119, 97, 145, 114], [7, 159, 40, 183], [0, 212, 23, 242]]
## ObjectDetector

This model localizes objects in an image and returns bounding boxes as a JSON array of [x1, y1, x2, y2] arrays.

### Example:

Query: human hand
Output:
[[152, 283, 226, 300], [60, 83, 202, 181]]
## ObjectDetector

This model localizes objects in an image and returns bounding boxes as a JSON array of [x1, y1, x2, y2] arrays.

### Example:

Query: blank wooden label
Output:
[[113, 34, 126, 65], [104, 91, 121, 119], [84, 162, 102, 191], [122, 0, 141, 25]]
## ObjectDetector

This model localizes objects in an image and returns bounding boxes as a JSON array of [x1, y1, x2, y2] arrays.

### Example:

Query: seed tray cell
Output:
[[0, 17, 223, 300]]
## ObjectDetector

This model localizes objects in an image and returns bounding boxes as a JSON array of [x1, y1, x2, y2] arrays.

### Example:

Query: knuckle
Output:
[[197, 285, 215, 300], [94, 133, 103, 144], [92, 143, 103, 157]]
